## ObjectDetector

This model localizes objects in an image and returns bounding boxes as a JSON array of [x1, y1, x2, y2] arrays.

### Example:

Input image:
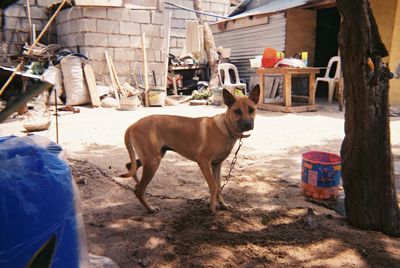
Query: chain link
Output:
[[221, 138, 243, 190]]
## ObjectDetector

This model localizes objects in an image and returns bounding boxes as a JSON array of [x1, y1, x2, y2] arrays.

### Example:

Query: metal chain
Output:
[[221, 138, 243, 190]]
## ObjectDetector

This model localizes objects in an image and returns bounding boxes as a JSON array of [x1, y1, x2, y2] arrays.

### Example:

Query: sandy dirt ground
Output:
[[1, 101, 400, 268]]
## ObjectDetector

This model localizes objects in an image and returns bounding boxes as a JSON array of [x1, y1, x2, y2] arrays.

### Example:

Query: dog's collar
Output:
[[224, 119, 250, 139]]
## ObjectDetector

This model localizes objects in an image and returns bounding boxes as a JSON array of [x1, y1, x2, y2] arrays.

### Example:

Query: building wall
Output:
[[1, 0, 230, 86], [285, 8, 317, 67], [0, 0, 59, 64], [370, 0, 400, 105]]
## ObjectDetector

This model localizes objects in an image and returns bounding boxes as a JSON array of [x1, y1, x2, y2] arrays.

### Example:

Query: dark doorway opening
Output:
[[314, 7, 340, 98]]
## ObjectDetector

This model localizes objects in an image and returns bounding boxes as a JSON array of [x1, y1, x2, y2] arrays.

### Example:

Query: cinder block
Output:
[[171, 19, 185, 29], [108, 34, 130, 47], [4, 17, 21, 30], [150, 37, 164, 50], [120, 21, 140, 35], [81, 47, 107, 60], [114, 48, 135, 61], [83, 7, 107, 19], [107, 7, 129, 21], [82, 18, 97, 32], [174, 10, 189, 19], [112, 61, 130, 75], [169, 48, 182, 57], [57, 7, 83, 23], [37, 0, 59, 7], [151, 11, 164, 25], [132, 49, 143, 62], [130, 36, 142, 49], [91, 60, 108, 76], [85, 32, 108, 46], [4, 5, 24, 17], [171, 28, 185, 38], [97, 20, 119, 34], [141, 24, 160, 37], [30, 6, 48, 20], [130, 10, 150, 24], [210, 3, 225, 12]]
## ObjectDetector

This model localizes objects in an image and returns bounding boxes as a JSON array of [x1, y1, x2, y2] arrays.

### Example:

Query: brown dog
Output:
[[121, 88, 260, 213]]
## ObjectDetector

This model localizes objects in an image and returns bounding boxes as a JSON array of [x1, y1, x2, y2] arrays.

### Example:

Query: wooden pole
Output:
[[142, 32, 149, 107], [26, 0, 33, 44], [0, 0, 69, 96], [163, 12, 172, 90]]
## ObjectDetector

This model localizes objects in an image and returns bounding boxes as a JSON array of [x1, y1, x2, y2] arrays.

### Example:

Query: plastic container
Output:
[[301, 151, 341, 200], [250, 58, 262, 68], [120, 94, 140, 110], [211, 86, 224, 106], [148, 86, 166, 107], [0, 135, 89, 267], [262, 47, 278, 68]]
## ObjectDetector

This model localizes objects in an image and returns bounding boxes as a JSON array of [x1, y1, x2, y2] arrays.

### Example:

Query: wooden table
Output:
[[256, 67, 320, 112]]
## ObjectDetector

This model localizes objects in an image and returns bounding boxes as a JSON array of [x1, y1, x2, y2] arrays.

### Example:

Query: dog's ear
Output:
[[223, 89, 236, 107], [249, 87, 260, 105]]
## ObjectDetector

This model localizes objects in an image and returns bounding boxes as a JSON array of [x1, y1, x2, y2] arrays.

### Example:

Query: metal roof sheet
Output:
[[229, 0, 318, 18]]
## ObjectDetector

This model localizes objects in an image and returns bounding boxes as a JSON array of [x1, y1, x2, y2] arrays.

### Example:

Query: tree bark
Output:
[[193, 0, 219, 86], [337, 0, 400, 236]]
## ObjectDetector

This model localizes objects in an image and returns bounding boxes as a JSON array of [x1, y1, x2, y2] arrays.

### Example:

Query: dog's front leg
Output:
[[197, 159, 218, 213], [212, 162, 233, 210]]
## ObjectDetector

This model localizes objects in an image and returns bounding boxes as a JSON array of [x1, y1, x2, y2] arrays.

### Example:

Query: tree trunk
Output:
[[193, 0, 219, 86], [337, 0, 400, 236]]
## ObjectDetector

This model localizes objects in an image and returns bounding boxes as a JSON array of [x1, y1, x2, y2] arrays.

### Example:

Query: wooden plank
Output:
[[142, 32, 149, 107], [186, 21, 201, 54], [104, 50, 120, 104], [258, 72, 264, 107], [309, 72, 316, 105], [83, 64, 101, 107], [284, 73, 292, 107], [74, 0, 122, 7], [163, 12, 172, 90], [258, 103, 319, 113], [124, 0, 157, 9]]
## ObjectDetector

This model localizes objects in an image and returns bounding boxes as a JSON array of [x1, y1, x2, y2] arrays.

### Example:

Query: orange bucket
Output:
[[262, 48, 278, 68]]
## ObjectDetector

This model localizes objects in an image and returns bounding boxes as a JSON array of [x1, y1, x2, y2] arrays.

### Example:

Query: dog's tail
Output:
[[120, 128, 139, 182]]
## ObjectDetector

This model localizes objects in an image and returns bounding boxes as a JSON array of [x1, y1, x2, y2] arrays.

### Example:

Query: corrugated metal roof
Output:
[[229, 0, 318, 18]]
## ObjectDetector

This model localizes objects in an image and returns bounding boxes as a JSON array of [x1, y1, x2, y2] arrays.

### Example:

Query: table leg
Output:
[[309, 73, 316, 105], [258, 73, 264, 106], [284, 73, 292, 107]]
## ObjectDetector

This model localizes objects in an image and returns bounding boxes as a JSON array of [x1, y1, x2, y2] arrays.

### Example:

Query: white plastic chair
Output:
[[218, 63, 247, 95], [315, 56, 341, 104]]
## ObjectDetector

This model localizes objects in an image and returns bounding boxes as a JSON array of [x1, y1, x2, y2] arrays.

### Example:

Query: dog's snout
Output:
[[238, 119, 254, 131]]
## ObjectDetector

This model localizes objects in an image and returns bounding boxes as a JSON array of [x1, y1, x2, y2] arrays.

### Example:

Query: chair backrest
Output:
[[218, 63, 241, 85], [324, 56, 341, 79]]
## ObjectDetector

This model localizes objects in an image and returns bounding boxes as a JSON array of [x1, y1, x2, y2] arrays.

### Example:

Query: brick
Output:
[[57, 8, 82, 23], [4, 5, 24, 17], [97, 20, 119, 34], [112, 61, 130, 75], [82, 19, 97, 32], [171, 27, 185, 38], [149, 62, 165, 76], [85, 33, 108, 46], [108, 34, 130, 47], [80, 47, 107, 60], [114, 48, 135, 61], [174, 10, 189, 19], [120, 21, 140, 35], [150, 37, 164, 50], [37, 0, 59, 7], [83, 7, 107, 19], [141, 24, 160, 37], [91, 60, 108, 75], [130, 36, 142, 49], [4, 17, 21, 30], [151, 11, 164, 25], [210, 3, 225, 13], [107, 7, 129, 21], [130, 10, 150, 24], [30, 6, 48, 20], [171, 19, 185, 29], [132, 49, 143, 62]]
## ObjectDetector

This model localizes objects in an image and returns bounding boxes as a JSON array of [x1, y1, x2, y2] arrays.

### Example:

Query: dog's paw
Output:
[[147, 205, 161, 213], [219, 202, 233, 211]]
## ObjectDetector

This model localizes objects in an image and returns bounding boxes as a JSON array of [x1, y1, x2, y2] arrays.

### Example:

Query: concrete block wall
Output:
[[166, 0, 230, 57], [0, 0, 59, 65]]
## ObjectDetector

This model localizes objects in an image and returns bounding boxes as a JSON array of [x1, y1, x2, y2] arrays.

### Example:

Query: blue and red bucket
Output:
[[301, 151, 341, 199]]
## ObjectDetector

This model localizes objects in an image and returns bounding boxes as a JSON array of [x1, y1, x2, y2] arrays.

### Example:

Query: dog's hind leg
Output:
[[134, 156, 161, 213], [212, 162, 232, 210]]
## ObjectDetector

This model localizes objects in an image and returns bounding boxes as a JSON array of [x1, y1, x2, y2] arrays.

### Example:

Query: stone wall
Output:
[[0, 0, 59, 64]]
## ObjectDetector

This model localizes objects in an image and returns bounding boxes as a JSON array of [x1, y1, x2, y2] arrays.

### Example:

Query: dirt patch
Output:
[[69, 157, 400, 268]]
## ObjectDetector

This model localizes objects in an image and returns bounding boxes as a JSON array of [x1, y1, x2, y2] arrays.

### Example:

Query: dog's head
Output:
[[223, 87, 260, 133]]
